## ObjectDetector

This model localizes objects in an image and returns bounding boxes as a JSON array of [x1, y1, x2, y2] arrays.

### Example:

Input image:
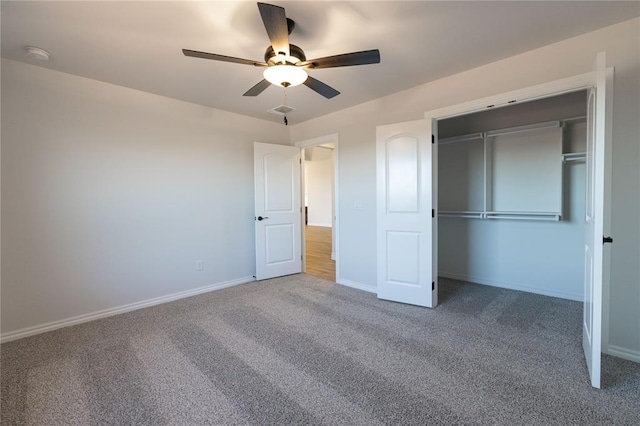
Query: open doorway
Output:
[[429, 62, 612, 390], [296, 134, 339, 283], [303, 144, 335, 281]]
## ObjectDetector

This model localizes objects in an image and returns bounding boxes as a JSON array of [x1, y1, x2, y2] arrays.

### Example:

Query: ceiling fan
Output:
[[182, 2, 381, 99]]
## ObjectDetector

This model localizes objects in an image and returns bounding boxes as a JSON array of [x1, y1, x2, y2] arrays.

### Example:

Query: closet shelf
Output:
[[438, 116, 581, 222], [439, 133, 483, 145], [563, 152, 586, 163], [439, 211, 484, 219], [485, 211, 562, 221], [438, 116, 587, 145], [438, 211, 561, 221], [485, 120, 560, 138]]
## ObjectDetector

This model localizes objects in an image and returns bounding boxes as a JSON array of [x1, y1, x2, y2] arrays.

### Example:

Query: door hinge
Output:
[[432, 281, 435, 291], [432, 209, 435, 218], [431, 134, 435, 144], [603, 236, 613, 244]]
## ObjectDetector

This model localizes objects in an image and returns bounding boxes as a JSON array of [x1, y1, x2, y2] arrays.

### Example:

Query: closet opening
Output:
[[436, 90, 588, 304]]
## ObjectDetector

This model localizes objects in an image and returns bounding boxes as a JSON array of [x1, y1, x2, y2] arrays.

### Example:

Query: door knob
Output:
[[257, 216, 269, 221]]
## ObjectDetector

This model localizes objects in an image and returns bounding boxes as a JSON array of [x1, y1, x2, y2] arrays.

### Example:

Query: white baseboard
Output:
[[607, 345, 640, 363], [438, 272, 582, 302], [306, 222, 332, 227], [0, 276, 255, 344], [336, 278, 376, 294]]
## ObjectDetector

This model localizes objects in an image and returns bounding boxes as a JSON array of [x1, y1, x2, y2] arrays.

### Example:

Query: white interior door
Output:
[[583, 52, 611, 389], [376, 119, 436, 307], [254, 142, 302, 280]]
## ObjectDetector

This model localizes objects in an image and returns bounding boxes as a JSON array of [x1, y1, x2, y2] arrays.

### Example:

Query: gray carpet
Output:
[[1, 275, 639, 425]]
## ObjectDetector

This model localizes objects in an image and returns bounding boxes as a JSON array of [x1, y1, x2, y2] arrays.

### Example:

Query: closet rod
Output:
[[439, 116, 587, 145], [485, 120, 560, 138], [485, 211, 561, 221], [439, 211, 484, 219], [438, 133, 484, 145], [563, 152, 587, 163]]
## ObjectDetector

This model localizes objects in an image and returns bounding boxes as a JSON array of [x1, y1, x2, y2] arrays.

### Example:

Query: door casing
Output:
[[295, 134, 340, 282]]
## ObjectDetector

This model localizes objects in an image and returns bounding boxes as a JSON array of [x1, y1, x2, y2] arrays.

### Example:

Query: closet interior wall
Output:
[[437, 91, 588, 301]]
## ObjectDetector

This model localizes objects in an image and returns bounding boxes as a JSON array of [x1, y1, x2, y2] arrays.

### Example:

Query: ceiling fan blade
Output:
[[243, 79, 272, 97], [301, 49, 380, 69], [257, 2, 290, 57], [182, 49, 267, 67], [303, 76, 340, 99]]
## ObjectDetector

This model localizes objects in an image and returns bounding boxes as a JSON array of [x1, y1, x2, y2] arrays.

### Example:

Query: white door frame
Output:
[[295, 133, 340, 282], [424, 69, 612, 355]]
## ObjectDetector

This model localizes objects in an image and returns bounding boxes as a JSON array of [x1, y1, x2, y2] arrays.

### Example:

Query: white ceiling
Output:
[[2, 1, 638, 124]]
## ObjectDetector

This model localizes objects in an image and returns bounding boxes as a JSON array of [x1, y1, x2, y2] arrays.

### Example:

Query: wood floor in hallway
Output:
[[305, 226, 335, 282]]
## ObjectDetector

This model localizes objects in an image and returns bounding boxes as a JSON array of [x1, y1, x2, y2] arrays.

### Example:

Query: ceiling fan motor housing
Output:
[[265, 44, 306, 65]]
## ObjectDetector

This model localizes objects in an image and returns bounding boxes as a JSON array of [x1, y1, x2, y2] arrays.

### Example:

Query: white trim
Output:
[[333, 142, 340, 282], [295, 133, 339, 148], [295, 133, 340, 284], [425, 72, 593, 121], [337, 278, 376, 294], [601, 67, 614, 358], [606, 345, 640, 364], [439, 272, 582, 302], [485, 120, 560, 137], [0, 276, 254, 343], [306, 222, 332, 228], [300, 149, 308, 274]]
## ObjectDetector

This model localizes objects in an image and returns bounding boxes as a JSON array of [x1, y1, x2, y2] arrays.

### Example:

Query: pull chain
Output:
[[283, 87, 288, 126]]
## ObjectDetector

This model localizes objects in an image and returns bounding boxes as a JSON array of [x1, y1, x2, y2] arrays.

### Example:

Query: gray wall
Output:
[[291, 19, 640, 360], [1, 59, 289, 335]]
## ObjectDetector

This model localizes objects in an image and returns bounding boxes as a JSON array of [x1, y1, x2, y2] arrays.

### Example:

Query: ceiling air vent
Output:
[[268, 105, 295, 116]]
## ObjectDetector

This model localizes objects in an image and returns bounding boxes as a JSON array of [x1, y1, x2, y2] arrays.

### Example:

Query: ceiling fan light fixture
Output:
[[263, 65, 308, 88]]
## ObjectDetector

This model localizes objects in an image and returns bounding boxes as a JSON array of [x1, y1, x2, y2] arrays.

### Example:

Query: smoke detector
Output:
[[267, 105, 295, 116], [25, 46, 50, 61]]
